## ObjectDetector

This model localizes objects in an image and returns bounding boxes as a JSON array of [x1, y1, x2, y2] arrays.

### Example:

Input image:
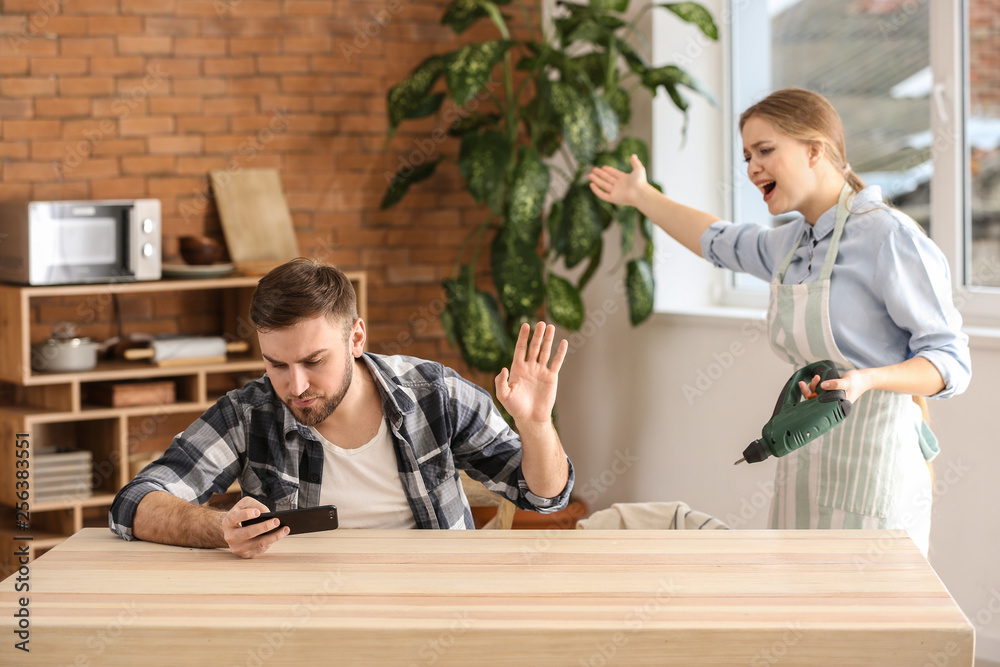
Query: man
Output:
[[109, 258, 574, 558]]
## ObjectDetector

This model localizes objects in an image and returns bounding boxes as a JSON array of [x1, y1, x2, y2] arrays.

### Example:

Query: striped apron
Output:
[[766, 185, 933, 555]]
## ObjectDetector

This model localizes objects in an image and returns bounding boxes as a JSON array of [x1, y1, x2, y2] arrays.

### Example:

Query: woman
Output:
[[588, 88, 971, 555]]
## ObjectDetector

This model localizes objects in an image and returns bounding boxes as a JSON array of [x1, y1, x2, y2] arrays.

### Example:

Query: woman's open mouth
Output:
[[761, 180, 776, 201]]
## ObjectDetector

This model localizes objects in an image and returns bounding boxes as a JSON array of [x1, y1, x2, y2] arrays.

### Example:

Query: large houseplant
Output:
[[382, 0, 717, 376]]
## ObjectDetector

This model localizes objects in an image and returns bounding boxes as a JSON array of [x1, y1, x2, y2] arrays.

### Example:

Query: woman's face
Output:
[[741, 115, 817, 218]]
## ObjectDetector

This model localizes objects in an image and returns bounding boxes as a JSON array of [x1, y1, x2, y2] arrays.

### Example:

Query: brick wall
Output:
[[970, 0, 1000, 114], [0, 0, 541, 382]]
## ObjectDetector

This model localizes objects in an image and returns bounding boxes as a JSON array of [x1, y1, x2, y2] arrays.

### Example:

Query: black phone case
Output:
[[242, 505, 339, 535]]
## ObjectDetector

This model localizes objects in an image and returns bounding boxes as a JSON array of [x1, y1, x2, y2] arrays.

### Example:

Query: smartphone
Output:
[[242, 505, 339, 536]]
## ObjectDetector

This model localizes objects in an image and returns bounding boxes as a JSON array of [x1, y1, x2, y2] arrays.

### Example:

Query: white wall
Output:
[[554, 0, 1000, 659]]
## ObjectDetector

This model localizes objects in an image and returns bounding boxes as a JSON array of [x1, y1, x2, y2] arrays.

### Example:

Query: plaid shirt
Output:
[[109, 353, 574, 539]]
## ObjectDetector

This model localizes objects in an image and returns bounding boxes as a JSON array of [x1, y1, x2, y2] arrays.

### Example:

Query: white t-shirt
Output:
[[310, 419, 417, 529]]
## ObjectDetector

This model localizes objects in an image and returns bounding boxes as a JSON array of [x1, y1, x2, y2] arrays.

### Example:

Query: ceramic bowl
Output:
[[179, 236, 225, 265]]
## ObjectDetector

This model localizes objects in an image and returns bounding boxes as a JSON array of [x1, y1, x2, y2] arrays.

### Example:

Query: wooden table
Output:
[[0, 528, 974, 665]]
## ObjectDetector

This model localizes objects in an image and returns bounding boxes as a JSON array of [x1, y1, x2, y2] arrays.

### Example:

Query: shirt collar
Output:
[[808, 184, 884, 242]]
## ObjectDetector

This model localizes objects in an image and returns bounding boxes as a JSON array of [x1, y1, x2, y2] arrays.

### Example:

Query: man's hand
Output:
[[223, 496, 289, 559], [495, 322, 568, 428]]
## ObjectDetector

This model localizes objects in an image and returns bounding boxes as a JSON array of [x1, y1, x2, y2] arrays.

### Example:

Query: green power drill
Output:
[[734, 359, 853, 465]]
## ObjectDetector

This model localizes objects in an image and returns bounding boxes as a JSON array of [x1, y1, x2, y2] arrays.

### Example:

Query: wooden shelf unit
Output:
[[0, 272, 366, 576]]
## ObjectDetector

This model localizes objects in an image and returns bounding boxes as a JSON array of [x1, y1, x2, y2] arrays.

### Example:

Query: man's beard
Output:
[[285, 354, 354, 426]]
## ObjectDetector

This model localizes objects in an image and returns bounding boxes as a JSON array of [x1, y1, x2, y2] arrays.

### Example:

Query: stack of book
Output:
[[34, 449, 92, 504]]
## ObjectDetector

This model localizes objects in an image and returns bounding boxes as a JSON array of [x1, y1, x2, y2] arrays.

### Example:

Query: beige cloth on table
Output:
[[575, 501, 729, 531]]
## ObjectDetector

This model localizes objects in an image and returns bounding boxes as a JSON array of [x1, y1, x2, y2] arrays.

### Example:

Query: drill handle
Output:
[[772, 360, 844, 418]]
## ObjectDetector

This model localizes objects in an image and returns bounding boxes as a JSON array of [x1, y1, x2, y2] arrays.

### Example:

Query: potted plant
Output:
[[382, 0, 718, 377]]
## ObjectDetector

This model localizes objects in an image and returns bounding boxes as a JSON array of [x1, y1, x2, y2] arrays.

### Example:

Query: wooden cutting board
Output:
[[210, 168, 299, 274]]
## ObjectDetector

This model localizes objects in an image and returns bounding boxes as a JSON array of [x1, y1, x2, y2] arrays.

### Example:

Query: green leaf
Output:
[[407, 92, 447, 122], [442, 0, 513, 34], [641, 64, 718, 107], [614, 36, 651, 74], [590, 0, 629, 11], [619, 206, 638, 253], [593, 93, 619, 143], [572, 53, 607, 89], [491, 230, 545, 318], [593, 150, 629, 172], [577, 238, 603, 291], [507, 147, 549, 242], [445, 40, 514, 105], [615, 137, 649, 167], [459, 130, 512, 212], [546, 273, 585, 331], [626, 258, 654, 325], [448, 112, 501, 137], [386, 55, 448, 132], [546, 199, 563, 256], [557, 185, 603, 268], [549, 81, 600, 165], [440, 300, 458, 348], [658, 2, 718, 40], [381, 158, 443, 209], [454, 289, 512, 372], [606, 86, 631, 127]]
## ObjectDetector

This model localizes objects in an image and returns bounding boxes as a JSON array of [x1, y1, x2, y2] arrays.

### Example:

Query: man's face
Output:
[[258, 315, 364, 426]]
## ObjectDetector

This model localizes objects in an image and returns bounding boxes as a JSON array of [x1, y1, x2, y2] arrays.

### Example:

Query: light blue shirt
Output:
[[700, 185, 971, 398]]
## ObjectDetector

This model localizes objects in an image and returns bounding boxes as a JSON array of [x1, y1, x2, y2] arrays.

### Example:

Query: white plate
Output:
[[161, 263, 235, 279]]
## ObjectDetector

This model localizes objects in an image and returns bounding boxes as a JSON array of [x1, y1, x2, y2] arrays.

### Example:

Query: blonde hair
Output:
[[739, 87, 865, 194]]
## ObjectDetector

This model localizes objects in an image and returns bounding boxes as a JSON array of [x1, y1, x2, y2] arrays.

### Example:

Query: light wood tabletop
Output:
[[0, 527, 974, 665]]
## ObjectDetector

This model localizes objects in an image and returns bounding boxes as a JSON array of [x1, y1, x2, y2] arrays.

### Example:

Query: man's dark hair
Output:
[[250, 258, 358, 332]]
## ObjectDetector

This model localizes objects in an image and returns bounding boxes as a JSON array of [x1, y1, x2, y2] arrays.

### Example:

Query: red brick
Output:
[[281, 74, 336, 93], [91, 177, 148, 199], [91, 57, 148, 75], [175, 156, 226, 175], [61, 117, 116, 139], [229, 77, 280, 95], [90, 138, 146, 156], [283, 35, 333, 53], [257, 94, 312, 112], [223, 1, 281, 17], [147, 176, 205, 196], [92, 97, 148, 117], [204, 96, 257, 115], [30, 57, 89, 76], [0, 183, 32, 199], [0, 56, 29, 75], [149, 96, 204, 115], [3, 119, 62, 140], [120, 116, 175, 136], [177, 116, 228, 133], [1, 77, 57, 97], [174, 0, 222, 17], [122, 155, 177, 174], [258, 55, 310, 73], [30, 181, 89, 202], [59, 76, 116, 96], [60, 38, 115, 56], [73, 0, 119, 14], [285, 1, 334, 16], [6, 161, 64, 182], [229, 36, 281, 54], [118, 35, 173, 54], [39, 17, 90, 36], [148, 135, 203, 154], [145, 17, 201, 34], [0, 35, 58, 57], [0, 98, 33, 118], [173, 78, 226, 95], [120, 0, 178, 14], [34, 97, 90, 117], [65, 157, 120, 179], [174, 37, 227, 56], [203, 57, 255, 76], [150, 58, 200, 76]]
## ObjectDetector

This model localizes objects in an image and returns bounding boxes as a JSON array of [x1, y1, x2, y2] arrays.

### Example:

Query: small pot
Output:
[[31, 336, 99, 373]]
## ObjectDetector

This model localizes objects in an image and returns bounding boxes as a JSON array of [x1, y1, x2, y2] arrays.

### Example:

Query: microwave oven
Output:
[[0, 199, 162, 285]]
